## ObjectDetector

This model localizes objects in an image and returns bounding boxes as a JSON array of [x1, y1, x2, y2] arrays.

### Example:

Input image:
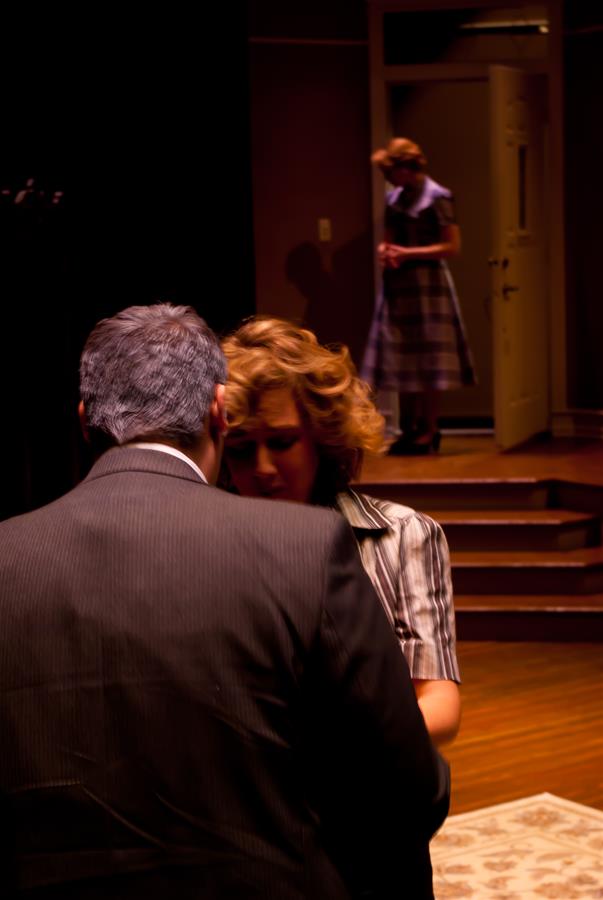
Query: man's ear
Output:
[[209, 384, 228, 438], [78, 400, 90, 442]]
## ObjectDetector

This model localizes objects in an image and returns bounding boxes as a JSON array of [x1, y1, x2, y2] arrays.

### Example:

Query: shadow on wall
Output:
[[285, 231, 375, 365]]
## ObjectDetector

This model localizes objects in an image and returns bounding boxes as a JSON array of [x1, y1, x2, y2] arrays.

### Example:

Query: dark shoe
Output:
[[387, 433, 416, 456], [406, 431, 441, 455]]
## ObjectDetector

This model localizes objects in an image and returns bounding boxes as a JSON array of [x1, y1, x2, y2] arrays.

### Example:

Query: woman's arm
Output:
[[392, 512, 462, 746], [377, 226, 396, 268], [414, 679, 461, 747], [386, 224, 461, 265]]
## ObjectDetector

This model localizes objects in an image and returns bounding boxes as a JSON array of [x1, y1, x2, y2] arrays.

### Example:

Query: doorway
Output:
[[390, 78, 492, 423], [370, 3, 551, 446]]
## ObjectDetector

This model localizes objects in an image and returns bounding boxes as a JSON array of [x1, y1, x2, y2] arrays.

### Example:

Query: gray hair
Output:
[[80, 303, 227, 447]]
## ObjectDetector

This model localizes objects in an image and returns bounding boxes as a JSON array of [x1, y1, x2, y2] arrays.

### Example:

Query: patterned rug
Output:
[[431, 793, 603, 898]]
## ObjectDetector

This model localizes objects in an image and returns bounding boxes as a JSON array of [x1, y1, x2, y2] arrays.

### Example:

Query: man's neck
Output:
[[127, 441, 209, 483]]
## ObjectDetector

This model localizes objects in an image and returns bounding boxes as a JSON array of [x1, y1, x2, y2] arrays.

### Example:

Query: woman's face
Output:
[[224, 386, 320, 504], [387, 162, 423, 189]]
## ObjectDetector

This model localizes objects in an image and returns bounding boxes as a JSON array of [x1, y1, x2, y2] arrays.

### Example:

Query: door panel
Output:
[[490, 65, 548, 448]]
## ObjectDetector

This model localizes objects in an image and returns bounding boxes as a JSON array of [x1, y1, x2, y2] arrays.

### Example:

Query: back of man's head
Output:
[[80, 303, 227, 449]]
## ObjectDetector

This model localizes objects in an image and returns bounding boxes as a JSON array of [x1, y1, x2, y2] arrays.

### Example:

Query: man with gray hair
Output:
[[78, 303, 229, 477], [0, 303, 449, 898]]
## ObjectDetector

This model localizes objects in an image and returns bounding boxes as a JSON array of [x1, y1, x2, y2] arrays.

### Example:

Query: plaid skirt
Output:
[[361, 260, 477, 392]]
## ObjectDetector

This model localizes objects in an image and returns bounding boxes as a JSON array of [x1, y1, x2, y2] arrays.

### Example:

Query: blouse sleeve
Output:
[[393, 512, 461, 683], [432, 195, 457, 228]]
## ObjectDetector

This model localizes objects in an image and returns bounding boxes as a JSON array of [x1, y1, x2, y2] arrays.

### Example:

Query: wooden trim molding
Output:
[[552, 410, 603, 439], [383, 63, 489, 81], [367, 0, 515, 10], [248, 37, 368, 46], [368, 2, 387, 302], [547, 0, 567, 415]]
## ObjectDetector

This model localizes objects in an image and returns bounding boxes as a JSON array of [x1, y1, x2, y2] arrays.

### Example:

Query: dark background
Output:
[[0, 9, 255, 519]]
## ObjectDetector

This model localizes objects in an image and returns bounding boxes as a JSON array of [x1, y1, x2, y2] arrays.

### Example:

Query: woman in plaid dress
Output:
[[363, 137, 476, 453]]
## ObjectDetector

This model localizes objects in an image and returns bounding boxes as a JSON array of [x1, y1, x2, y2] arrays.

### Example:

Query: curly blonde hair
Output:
[[222, 317, 386, 492]]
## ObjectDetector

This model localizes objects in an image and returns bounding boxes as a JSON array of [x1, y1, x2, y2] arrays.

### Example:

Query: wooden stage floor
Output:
[[359, 435, 603, 488], [449, 641, 603, 815], [358, 438, 603, 816]]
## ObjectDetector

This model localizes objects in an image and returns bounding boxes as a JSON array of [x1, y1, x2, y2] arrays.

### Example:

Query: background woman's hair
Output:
[[371, 137, 427, 175], [222, 316, 386, 493]]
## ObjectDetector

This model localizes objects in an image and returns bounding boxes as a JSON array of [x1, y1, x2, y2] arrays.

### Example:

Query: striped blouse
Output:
[[335, 490, 460, 683]]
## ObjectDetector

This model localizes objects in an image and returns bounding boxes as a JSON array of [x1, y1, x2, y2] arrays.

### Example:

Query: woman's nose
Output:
[[255, 444, 277, 476]]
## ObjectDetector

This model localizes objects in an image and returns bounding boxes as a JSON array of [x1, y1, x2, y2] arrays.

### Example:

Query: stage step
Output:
[[430, 508, 600, 552], [454, 594, 603, 641], [354, 476, 603, 639], [355, 478, 553, 510], [451, 547, 603, 595]]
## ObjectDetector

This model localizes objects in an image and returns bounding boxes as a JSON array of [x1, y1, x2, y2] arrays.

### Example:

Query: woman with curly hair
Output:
[[222, 316, 461, 746]]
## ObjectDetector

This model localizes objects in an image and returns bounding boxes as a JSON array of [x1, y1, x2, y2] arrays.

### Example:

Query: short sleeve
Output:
[[432, 195, 456, 227], [394, 513, 461, 683]]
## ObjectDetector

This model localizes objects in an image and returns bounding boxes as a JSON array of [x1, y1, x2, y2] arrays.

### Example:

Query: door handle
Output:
[[502, 283, 519, 298]]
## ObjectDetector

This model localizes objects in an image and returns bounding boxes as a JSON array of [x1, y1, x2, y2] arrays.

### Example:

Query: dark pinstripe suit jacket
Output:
[[0, 448, 448, 898]]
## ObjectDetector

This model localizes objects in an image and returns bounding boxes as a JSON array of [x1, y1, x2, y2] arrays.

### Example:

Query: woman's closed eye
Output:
[[224, 441, 256, 460], [266, 435, 299, 452], [225, 433, 300, 459]]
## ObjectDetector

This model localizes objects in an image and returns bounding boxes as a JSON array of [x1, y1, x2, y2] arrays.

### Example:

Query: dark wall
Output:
[[564, 4, 603, 408], [248, 0, 374, 363], [0, 10, 255, 520], [248, 0, 367, 41]]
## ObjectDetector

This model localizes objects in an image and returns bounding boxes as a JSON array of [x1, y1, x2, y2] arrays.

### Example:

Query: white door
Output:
[[490, 65, 548, 449]]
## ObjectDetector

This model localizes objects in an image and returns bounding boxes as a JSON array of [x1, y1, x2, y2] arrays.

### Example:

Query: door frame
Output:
[[367, 0, 568, 432]]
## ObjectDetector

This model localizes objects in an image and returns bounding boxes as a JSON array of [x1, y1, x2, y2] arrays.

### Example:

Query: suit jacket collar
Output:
[[83, 446, 207, 486]]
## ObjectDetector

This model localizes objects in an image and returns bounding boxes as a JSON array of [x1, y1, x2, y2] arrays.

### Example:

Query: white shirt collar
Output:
[[126, 442, 208, 483], [387, 176, 451, 218]]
